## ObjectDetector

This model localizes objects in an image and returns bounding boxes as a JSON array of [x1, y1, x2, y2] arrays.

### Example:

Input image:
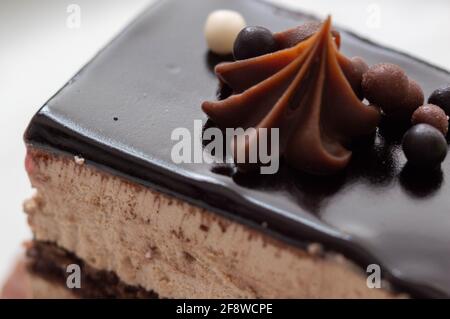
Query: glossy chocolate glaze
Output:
[[24, 0, 450, 297]]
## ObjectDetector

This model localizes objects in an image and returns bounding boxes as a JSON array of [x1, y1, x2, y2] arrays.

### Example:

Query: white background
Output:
[[1, 0, 449, 285]]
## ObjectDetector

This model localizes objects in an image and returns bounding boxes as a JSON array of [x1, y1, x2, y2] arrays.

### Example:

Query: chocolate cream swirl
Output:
[[202, 17, 381, 175]]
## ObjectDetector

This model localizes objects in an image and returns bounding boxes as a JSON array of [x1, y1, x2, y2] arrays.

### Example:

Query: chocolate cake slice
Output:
[[22, 0, 450, 298]]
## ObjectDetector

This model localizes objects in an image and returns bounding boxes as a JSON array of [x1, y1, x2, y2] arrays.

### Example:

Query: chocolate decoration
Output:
[[202, 18, 380, 174], [412, 104, 449, 135], [342, 57, 369, 100], [429, 86, 450, 115], [24, 0, 450, 298], [274, 21, 341, 49], [212, 32, 371, 98], [399, 79, 425, 118], [362, 63, 410, 110]]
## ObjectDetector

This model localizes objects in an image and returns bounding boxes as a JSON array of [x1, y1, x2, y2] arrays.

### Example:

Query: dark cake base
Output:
[[26, 242, 159, 299]]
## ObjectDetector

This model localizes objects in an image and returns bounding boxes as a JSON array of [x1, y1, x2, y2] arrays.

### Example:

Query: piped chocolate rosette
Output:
[[202, 17, 381, 175]]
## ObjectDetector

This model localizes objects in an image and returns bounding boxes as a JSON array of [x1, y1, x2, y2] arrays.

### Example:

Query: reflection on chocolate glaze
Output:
[[205, 51, 234, 74], [216, 82, 233, 101], [348, 132, 399, 186], [205, 53, 234, 100], [400, 164, 443, 198], [202, 119, 228, 161], [378, 115, 412, 144], [211, 163, 236, 177], [228, 131, 399, 213]]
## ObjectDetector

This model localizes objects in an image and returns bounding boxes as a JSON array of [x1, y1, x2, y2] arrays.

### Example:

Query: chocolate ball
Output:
[[388, 79, 425, 120], [402, 124, 448, 168], [362, 63, 409, 111], [412, 104, 449, 135], [428, 85, 450, 115], [351, 57, 369, 75], [347, 57, 369, 99], [233, 26, 278, 60], [403, 80, 424, 109]]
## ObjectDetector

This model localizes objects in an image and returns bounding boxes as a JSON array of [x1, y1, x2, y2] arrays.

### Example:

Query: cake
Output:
[[10, 0, 450, 298]]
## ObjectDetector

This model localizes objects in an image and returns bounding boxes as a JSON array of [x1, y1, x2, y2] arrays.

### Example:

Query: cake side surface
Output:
[[24, 148, 395, 298], [23, 0, 450, 297]]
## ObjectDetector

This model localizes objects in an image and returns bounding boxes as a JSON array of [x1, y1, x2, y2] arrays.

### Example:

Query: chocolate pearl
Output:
[[345, 57, 369, 100], [233, 26, 278, 60], [362, 63, 409, 111], [351, 57, 369, 75], [389, 79, 425, 120], [402, 124, 448, 168], [403, 80, 424, 109], [412, 104, 449, 135], [428, 85, 450, 115]]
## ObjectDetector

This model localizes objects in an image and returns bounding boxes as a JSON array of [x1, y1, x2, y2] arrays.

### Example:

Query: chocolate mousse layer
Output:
[[24, 149, 394, 298]]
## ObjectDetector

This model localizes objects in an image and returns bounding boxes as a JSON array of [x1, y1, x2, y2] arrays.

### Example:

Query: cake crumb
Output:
[[74, 155, 85, 165], [23, 198, 38, 214], [332, 254, 346, 264], [307, 243, 324, 256], [144, 251, 152, 260], [22, 241, 33, 250]]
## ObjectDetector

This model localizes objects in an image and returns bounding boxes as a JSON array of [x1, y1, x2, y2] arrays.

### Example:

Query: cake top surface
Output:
[[25, 0, 450, 297]]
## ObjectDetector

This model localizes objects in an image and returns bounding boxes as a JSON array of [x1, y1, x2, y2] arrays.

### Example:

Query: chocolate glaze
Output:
[[24, 0, 450, 298], [203, 18, 381, 174]]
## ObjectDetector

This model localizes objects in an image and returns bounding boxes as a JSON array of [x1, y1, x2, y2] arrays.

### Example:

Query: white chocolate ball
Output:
[[204, 10, 246, 55]]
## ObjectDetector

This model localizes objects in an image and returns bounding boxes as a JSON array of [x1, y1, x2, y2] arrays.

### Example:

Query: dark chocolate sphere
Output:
[[233, 26, 278, 60], [428, 85, 450, 115], [402, 124, 448, 168]]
